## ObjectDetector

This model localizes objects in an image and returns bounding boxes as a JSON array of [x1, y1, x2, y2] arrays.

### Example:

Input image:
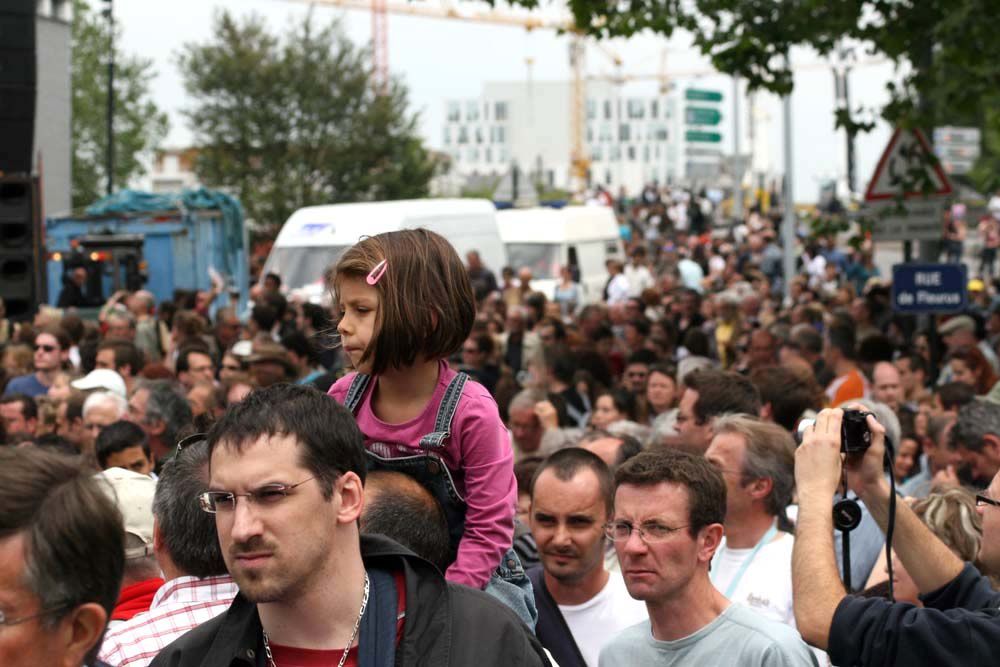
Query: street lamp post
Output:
[[103, 0, 114, 197]]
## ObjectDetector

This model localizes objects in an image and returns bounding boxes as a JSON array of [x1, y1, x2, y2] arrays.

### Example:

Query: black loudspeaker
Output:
[[0, 0, 37, 175], [0, 176, 43, 321]]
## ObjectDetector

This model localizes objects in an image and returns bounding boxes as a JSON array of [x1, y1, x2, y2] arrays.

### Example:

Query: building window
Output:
[[603, 100, 612, 120], [610, 145, 621, 161], [627, 99, 645, 119], [468, 147, 479, 162], [627, 146, 636, 161], [499, 147, 509, 163], [605, 170, 612, 185], [651, 100, 659, 119], [447, 102, 461, 122], [587, 99, 597, 120], [600, 124, 612, 141], [444, 127, 451, 145], [654, 124, 668, 141], [484, 102, 490, 121], [619, 124, 630, 142], [466, 101, 479, 121], [485, 148, 492, 163], [496, 126, 506, 143], [591, 146, 604, 161], [458, 127, 469, 144], [643, 145, 650, 163], [495, 101, 508, 121], [476, 126, 484, 144], [587, 126, 593, 142]]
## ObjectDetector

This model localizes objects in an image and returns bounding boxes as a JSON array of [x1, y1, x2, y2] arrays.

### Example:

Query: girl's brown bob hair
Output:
[[332, 228, 475, 375]]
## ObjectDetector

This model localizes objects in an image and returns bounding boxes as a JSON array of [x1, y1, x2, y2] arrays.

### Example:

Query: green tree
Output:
[[499, 0, 1000, 190], [71, 0, 168, 209], [178, 10, 439, 236]]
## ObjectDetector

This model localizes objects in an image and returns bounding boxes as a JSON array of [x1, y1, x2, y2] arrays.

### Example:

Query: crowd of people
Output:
[[3, 187, 1000, 667]]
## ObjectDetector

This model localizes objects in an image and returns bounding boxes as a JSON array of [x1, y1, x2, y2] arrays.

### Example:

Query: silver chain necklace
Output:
[[262, 572, 370, 667]]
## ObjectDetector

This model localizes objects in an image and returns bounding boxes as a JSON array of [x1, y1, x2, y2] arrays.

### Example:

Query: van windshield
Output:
[[263, 246, 347, 291], [506, 243, 561, 280]]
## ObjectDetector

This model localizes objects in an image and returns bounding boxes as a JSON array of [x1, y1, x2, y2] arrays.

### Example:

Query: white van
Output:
[[262, 199, 506, 302], [497, 206, 624, 305]]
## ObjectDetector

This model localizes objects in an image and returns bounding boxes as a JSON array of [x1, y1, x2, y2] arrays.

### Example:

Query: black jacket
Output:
[[829, 563, 1000, 666], [150, 534, 550, 667], [527, 566, 586, 667]]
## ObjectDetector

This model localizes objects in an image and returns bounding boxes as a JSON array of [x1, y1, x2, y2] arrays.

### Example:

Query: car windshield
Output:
[[506, 243, 561, 280], [262, 246, 347, 292]]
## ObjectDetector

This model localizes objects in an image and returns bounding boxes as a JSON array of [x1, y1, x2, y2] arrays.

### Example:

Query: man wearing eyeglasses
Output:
[[793, 408, 1000, 666], [0, 447, 124, 667], [599, 449, 816, 666], [151, 384, 549, 667]]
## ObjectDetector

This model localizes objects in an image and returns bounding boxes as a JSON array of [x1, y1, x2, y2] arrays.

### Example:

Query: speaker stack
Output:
[[0, 0, 41, 321]]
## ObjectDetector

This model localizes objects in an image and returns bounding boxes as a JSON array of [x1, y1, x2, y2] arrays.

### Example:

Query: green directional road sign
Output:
[[686, 130, 722, 143], [685, 89, 723, 102], [685, 106, 722, 125]]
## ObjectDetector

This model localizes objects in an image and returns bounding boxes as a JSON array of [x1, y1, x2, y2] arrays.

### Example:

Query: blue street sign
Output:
[[892, 263, 967, 313]]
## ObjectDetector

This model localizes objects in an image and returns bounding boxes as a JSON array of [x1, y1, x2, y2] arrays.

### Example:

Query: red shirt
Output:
[[269, 571, 407, 666]]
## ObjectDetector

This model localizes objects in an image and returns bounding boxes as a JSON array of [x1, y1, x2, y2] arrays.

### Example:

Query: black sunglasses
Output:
[[976, 494, 1000, 509], [34, 344, 58, 352]]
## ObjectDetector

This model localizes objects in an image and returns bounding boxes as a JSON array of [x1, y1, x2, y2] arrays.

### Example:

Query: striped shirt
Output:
[[99, 575, 238, 667]]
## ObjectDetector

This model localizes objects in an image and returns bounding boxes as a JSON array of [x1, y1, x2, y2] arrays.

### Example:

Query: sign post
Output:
[[891, 263, 967, 314], [863, 127, 954, 244]]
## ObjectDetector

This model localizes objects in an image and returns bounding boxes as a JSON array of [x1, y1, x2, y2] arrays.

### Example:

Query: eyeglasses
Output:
[[605, 520, 690, 543], [976, 494, 1000, 509], [199, 477, 316, 514], [34, 344, 57, 353], [0, 603, 72, 628], [175, 432, 207, 457]]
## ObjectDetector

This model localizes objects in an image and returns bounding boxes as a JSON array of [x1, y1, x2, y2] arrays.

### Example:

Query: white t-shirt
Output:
[[712, 531, 830, 666], [559, 573, 649, 667], [605, 274, 631, 304], [711, 531, 795, 626]]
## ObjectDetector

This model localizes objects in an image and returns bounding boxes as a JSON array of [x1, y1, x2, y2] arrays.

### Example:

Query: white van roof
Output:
[[496, 206, 619, 244], [274, 199, 497, 247]]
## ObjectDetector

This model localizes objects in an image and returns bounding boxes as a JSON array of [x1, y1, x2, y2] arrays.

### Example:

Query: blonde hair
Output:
[[912, 488, 982, 564]]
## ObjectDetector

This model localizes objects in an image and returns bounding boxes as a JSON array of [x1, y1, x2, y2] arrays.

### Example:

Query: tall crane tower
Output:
[[371, 0, 389, 95]]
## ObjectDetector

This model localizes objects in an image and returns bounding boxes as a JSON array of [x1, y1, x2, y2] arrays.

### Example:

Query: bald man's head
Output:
[[361, 471, 452, 571], [872, 361, 903, 412]]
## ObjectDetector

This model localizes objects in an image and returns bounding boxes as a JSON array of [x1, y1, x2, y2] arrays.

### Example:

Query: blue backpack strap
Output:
[[343, 373, 372, 414], [418, 372, 469, 450]]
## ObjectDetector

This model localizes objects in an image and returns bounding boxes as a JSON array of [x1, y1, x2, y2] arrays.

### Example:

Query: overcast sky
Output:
[[108, 0, 901, 202]]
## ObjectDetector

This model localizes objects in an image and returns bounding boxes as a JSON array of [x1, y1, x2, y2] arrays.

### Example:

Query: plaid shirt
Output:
[[99, 575, 238, 667]]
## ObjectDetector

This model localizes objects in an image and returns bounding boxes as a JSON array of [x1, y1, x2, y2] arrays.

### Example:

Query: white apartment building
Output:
[[443, 80, 724, 193]]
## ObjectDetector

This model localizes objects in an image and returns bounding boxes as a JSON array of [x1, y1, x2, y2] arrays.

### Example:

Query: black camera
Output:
[[839, 409, 873, 454], [797, 409, 873, 453]]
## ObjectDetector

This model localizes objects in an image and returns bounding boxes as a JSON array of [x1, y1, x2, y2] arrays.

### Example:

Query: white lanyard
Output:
[[711, 520, 778, 599]]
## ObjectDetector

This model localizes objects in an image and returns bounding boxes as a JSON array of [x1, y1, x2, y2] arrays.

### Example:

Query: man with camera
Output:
[[793, 407, 1000, 666]]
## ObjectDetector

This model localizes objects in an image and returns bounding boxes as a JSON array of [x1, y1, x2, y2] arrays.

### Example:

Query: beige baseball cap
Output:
[[94, 467, 157, 559]]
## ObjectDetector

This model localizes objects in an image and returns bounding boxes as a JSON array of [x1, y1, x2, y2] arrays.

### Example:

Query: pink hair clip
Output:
[[366, 259, 388, 286]]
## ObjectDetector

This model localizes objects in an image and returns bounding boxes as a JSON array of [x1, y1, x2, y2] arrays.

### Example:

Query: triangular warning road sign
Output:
[[864, 128, 953, 202]]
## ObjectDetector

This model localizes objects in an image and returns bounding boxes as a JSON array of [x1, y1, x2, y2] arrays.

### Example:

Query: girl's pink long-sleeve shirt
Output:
[[328, 360, 516, 589]]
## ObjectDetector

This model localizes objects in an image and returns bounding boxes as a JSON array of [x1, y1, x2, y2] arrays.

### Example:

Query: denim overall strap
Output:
[[418, 372, 469, 451], [343, 373, 372, 414]]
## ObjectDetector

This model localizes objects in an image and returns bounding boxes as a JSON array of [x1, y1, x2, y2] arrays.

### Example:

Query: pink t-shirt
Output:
[[328, 361, 516, 589]]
